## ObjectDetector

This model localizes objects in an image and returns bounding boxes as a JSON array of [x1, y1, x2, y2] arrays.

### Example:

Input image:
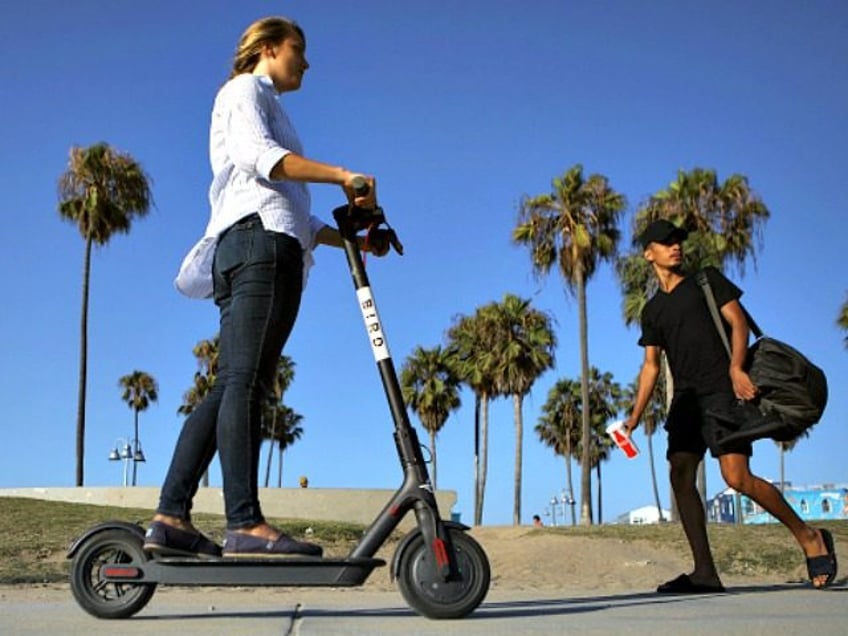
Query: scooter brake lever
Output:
[[386, 229, 404, 256]]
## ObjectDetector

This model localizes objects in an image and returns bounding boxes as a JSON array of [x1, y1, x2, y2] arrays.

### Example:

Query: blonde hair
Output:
[[229, 17, 305, 79]]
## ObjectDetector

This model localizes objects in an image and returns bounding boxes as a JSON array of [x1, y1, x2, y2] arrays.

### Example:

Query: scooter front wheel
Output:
[[69, 528, 156, 619], [396, 527, 490, 619]]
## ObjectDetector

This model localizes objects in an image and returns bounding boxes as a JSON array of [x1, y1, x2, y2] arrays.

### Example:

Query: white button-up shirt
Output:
[[175, 74, 326, 298]]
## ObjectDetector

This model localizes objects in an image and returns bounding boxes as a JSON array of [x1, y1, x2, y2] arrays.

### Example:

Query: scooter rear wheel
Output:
[[69, 528, 156, 619], [396, 527, 490, 619]]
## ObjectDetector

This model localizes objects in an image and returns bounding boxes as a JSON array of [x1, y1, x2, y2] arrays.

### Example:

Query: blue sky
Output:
[[1, 1, 845, 526]]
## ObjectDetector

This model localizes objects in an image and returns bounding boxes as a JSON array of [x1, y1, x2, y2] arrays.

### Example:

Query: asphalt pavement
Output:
[[1, 582, 846, 635]]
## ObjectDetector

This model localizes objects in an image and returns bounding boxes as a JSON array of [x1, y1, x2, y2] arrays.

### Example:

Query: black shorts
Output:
[[665, 390, 753, 459]]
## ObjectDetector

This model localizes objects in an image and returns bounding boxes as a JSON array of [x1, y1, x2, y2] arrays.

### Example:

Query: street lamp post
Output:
[[108, 439, 131, 487], [130, 438, 146, 486], [561, 490, 576, 526], [108, 438, 146, 487]]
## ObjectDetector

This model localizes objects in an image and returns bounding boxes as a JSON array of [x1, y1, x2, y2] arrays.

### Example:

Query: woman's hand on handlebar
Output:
[[343, 173, 377, 209]]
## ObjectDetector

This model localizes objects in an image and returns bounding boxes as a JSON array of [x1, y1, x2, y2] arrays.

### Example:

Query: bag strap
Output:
[[694, 271, 764, 353], [695, 271, 732, 355]]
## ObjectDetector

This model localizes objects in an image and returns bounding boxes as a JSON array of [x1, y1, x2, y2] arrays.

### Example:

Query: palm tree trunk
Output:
[[596, 463, 603, 524], [75, 237, 92, 487], [577, 271, 593, 525], [277, 446, 283, 488], [476, 394, 490, 526], [513, 394, 523, 526], [132, 409, 139, 486], [647, 426, 664, 522], [429, 429, 438, 491], [263, 442, 272, 488], [472, 395, 480, 526], [566, 438, 576, 525], [662, 354, 678, 522], [264, 410, 277, 488]]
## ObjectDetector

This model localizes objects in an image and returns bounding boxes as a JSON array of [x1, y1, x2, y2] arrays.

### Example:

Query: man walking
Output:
[[623, 219, 836, 592]]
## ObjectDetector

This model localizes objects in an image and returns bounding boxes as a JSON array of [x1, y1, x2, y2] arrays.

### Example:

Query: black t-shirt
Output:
[[638, 267, 742, 396]]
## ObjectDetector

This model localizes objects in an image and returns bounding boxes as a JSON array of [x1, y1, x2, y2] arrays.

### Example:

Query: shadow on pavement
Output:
[[122, 581, 847, 622], [297, 585, 784, 621]]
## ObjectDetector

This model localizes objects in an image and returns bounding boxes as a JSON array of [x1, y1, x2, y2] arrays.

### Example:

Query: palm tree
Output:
[[262, 356, 296, 487], [58, 143, 152, 486], [486, 294, 556, 525], [400, 346, 461, 491], [118, 370, 158, 486], [645, 169, 770, 276], [178, 337, 220, 416], [618, 168, 770, 509], [618, 167, 770, 328], [838, 295, 848, 349], [535, 378, 582, 525], [178, 336, 219, 487], [513, 164, 625, 524], [446, 309, 500, 525], [261, 405, 304, 488], [178, 372, 212, 418]]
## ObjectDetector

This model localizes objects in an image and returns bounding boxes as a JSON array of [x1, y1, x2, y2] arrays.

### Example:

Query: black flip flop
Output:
[[657, 573, 725, 594], [806, 528, 838, 589]]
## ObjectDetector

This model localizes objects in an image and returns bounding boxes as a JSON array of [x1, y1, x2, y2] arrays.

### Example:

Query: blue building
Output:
[[707, 483, 848, 524]]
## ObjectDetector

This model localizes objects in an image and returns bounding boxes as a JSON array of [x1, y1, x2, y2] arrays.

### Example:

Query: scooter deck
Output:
[[101, 556, 386, 587]]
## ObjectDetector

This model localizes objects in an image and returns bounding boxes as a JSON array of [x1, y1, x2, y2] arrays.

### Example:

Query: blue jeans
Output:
[[157, 214, 303, 528]]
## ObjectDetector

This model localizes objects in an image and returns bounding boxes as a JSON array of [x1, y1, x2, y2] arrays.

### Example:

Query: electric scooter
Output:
[[67, 184, 491, 620]]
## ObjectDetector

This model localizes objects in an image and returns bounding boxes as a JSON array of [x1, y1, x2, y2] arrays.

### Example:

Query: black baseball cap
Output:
[[639, 219, 688, 249]]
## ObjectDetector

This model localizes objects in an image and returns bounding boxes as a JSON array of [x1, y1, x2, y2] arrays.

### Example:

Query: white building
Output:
[[615, 504, 671, 525]]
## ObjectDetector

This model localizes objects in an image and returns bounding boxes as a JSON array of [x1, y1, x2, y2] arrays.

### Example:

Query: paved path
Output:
[[1, 583, 846, 635]]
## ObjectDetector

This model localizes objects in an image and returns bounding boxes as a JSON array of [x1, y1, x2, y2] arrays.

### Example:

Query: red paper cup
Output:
[[607, 420, 639, 459]]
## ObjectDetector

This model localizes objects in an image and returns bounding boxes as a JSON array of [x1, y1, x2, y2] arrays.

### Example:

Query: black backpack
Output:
[[696, 271, 828, 445]]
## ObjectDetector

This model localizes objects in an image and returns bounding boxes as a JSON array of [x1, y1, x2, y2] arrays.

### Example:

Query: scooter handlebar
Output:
[[331, 200, 404, 257], [350, 175, 370, 197]]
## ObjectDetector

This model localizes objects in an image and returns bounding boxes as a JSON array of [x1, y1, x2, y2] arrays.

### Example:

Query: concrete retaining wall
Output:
[[0, 487, 458, 530]]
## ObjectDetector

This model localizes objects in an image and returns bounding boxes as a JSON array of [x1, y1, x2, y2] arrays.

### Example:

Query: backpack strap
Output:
[[695, 271, 732, 355], [694, 270, 764, 352]]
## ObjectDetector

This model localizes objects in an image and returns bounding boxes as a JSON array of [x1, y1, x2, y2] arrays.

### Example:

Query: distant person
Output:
[[622, 219, 837, 592], [144, 16, 387, 559], [532, 515, 543, 527]]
